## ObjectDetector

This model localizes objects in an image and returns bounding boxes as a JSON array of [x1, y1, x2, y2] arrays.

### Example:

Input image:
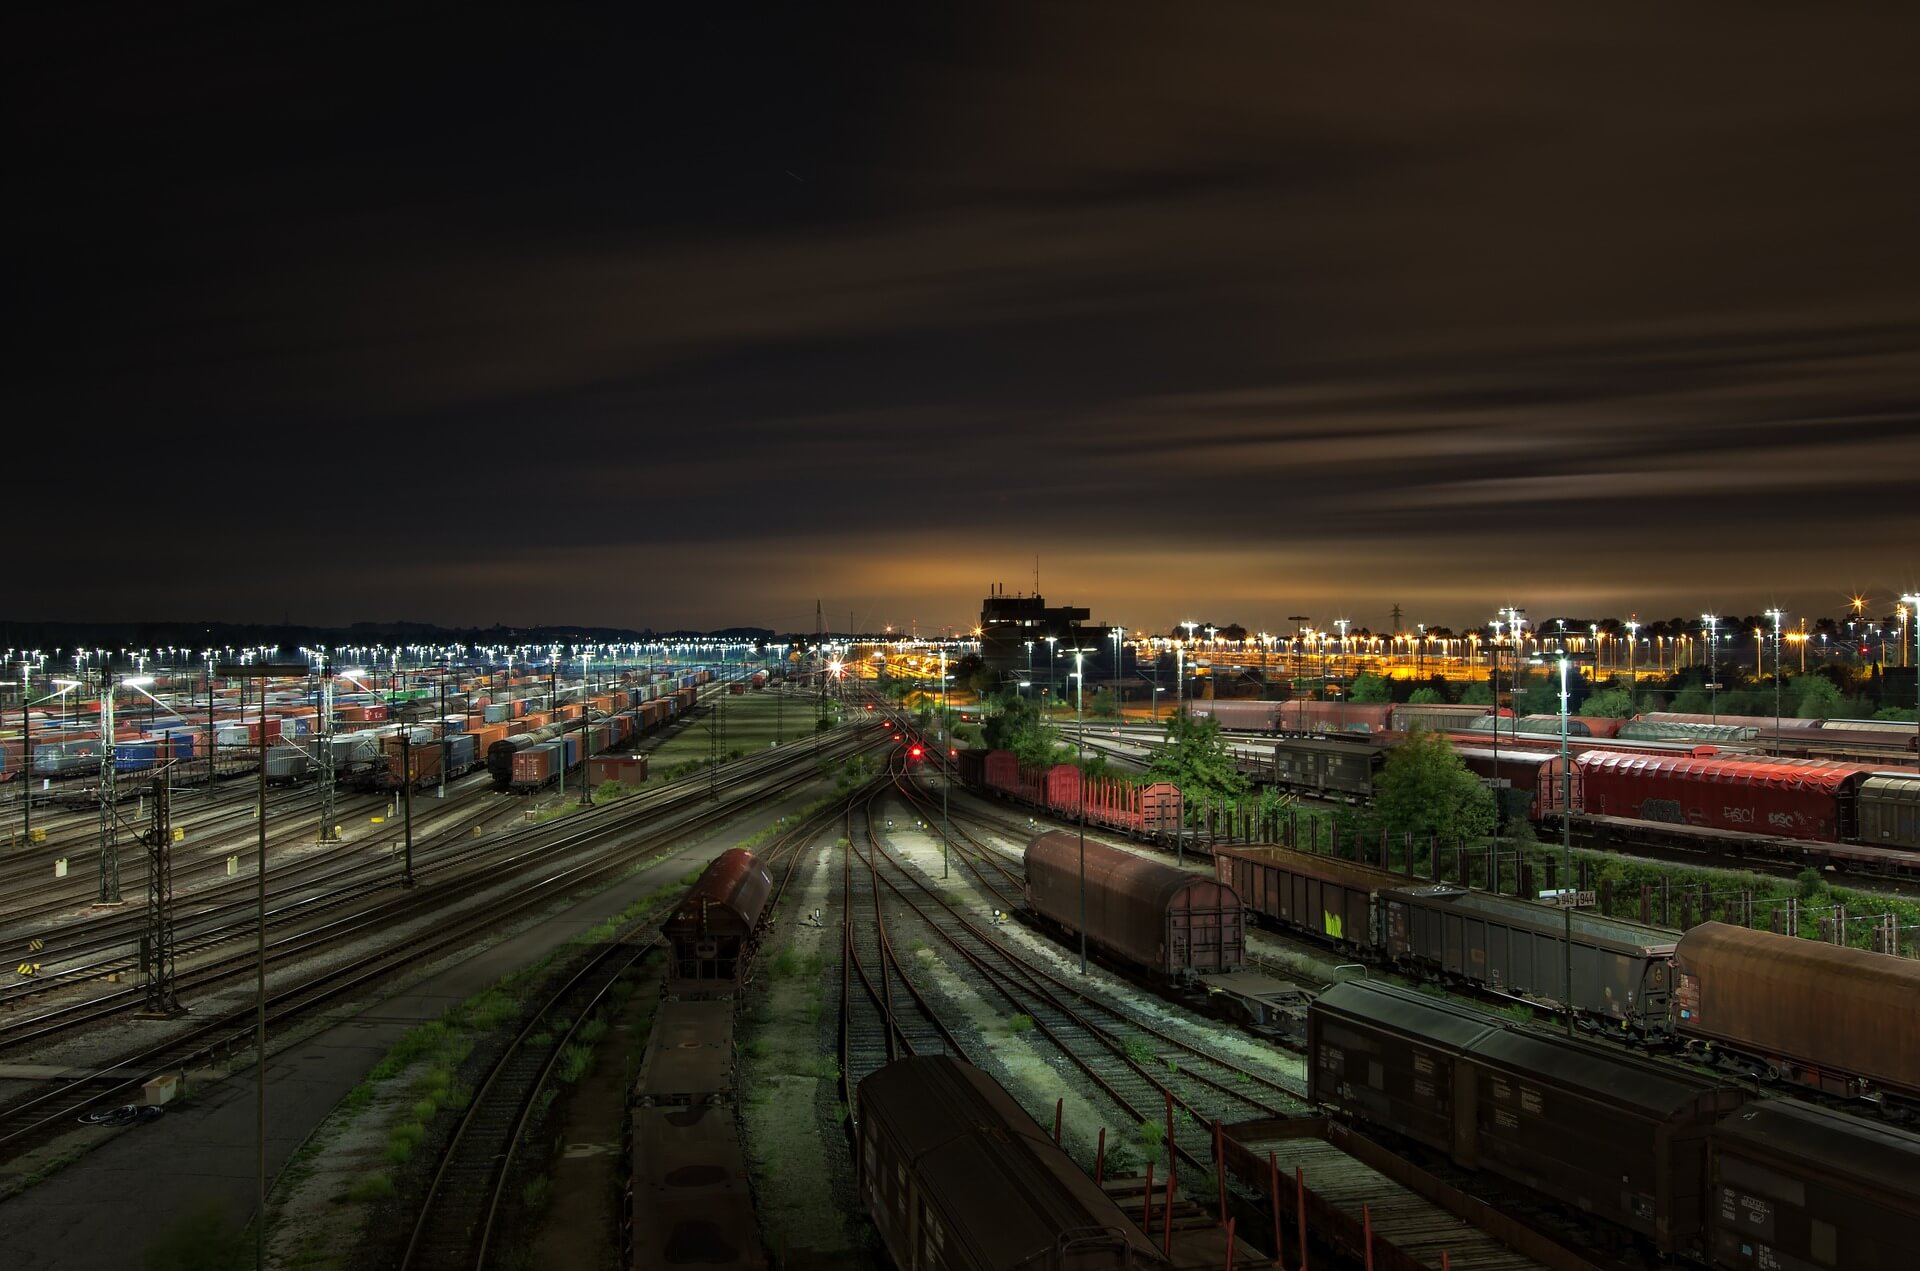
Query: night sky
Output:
[[17, 5, 1920, 636]]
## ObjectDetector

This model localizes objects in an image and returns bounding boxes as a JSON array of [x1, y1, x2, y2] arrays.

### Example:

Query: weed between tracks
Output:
[[263, 879, 691, 1269]]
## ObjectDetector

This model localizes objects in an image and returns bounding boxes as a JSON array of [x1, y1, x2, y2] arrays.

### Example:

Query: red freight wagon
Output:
[[1575, 751, 1867, 842]]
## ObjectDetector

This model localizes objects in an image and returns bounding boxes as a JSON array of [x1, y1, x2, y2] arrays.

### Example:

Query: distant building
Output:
[[978, 585, 1128, 699]]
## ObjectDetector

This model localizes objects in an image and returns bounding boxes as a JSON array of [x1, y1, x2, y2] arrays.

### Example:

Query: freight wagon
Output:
[[1708, 1100, 1920, 1271], [1213, 843, 1395, 952], [973, 750, 1183, 838], [1575, 752, 1871, 842], [1309, 980, 1744, 1259], [1378, 883, 1677, 1030], [857, 1057, 1166, 1271], [1024, 831, 1243, 981], [1673, 921, 1920, 1103], [661, 847, 772, 990], [1252, 735, 1383, 801]]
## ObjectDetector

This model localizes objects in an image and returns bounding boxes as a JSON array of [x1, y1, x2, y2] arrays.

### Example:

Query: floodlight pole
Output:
[[216, 659, 305, 1271], [1075, 648, 1087, 976], [1559, 655, 1573, 1038]]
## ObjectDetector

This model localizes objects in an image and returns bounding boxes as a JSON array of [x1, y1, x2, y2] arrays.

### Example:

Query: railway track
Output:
[[0, 730, 881, 1163], [826, 755, 1303, 1186], [404, 773, 853, 1270]]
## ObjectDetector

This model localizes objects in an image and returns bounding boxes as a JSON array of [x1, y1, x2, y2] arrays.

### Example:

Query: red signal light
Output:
[[910, 745, 923, 758], [865, 703, 874, 711]]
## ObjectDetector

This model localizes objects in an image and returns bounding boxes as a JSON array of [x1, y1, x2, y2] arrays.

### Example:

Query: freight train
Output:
[[487, 682, 701, 793], [1214, 838, 1920, 1111], [1188, 698, 1919, 753], [955, 749, 1184, 839], [1310, 980, 1920, 1268], [624, 843, 775, 1271], [858, 1056, 1167, 1271], [1230, 733, 1920, 865]]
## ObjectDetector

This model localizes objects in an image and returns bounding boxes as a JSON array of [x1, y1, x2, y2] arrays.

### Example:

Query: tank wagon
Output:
[[1024, 831, 1242, 980], [1673, 921, 1920, 1103], [857, 1056, 1167, 1271], [661, 847, 773, 991], [1708, 1099, 1920, 1271], [1309, 980, 1744, 1259]]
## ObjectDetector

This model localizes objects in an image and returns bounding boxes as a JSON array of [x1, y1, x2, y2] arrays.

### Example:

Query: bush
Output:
[[143, 1201, 251, 1271]]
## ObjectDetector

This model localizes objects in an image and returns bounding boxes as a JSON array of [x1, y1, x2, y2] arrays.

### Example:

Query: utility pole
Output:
[[97, 666, 122, 905], [317, 654, 336, 841], [398, 725, 415, 887], [140, 777, 183, 1015]]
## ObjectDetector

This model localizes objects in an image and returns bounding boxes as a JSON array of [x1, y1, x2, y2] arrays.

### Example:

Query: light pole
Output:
[[1074, 648, 1087, 976], [1903, 594, 1920, 770], [1766, 609, 1785, 743], [1558, 654, 1574, 1038], [940, 646, 949, 879], [1703, 614, 1720, 724], [1625, 615, 1639, 713], [1111, 626, 1124, 719], [215, 658, 305, 1271], [1047, 636, 1058, 709]]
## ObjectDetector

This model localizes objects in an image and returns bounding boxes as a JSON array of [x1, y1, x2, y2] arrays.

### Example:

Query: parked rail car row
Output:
[[955, 748, 1184, 838], [485, 685, 700, 792], [623, 843, 775, 1271], [1213, 838, 1920, 1106], [1310, 980, 1920, 1268], [1232, 733, 1920, 861], [1188, 699, 1919, 755]]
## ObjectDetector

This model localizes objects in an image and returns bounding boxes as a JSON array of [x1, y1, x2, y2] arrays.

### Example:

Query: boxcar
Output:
[[1308, 979, 1494, 1158], [1310, 981, 1742, 1258], [1576, 752, 1868, 842], [1388, 703, 1493, 733], [1264, 736, 1383, 800], [1188, 699, 1284, 732], [1672, 921, 1920, 1101], [857, 1057, 1167, 1271], [1212, 843, 1394, 951], [662, 847, 773, 988], [1450, 745, 1569, 823], [1277, 700, 1392, 735], [1024, 832, 1243, 980], [1377, 884, 1677, 1030], [1856, 772, 1920, 849], [1708, 1100, 1920, 1271]]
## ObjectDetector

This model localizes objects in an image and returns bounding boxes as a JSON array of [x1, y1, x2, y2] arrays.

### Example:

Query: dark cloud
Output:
[[10, 3, 1919, 633]]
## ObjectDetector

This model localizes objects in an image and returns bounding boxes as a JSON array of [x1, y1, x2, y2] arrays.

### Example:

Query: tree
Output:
[[1348, 673, 1391, 704], [1372, 729, 1495, 844], [1147, 712, 1248, 802], [1794, 675, 1843, 719], [982, 691, 1067, 768], [1090, 687, 1120, 719], [1407, 686, 1446, 705], [1460, 680, 1493, 706], [1583, 687, 1634, 718]]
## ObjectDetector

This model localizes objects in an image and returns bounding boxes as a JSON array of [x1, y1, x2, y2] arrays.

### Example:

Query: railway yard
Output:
[[0, 659, 1916, 1270]]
